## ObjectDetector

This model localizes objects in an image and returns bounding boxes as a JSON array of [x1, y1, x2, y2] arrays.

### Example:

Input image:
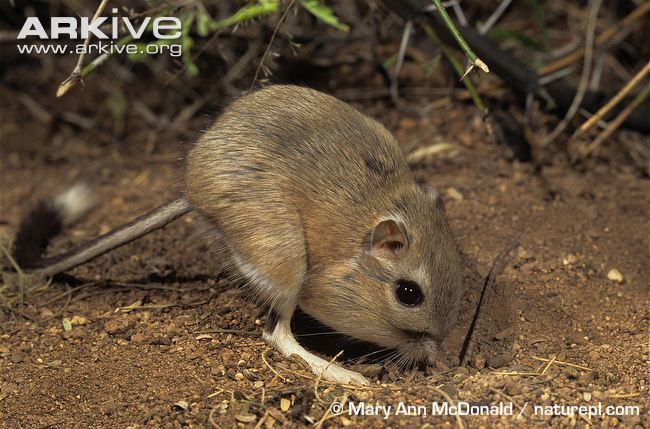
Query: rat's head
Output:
[[300, 186, 464, 367]]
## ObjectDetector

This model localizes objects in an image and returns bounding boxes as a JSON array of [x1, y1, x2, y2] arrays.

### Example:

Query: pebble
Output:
[[562, 367, 579, 379], [607, 269, 623, 282], [10, 350, 25, 364], [471, 356, 485, 370], [592, 390, 605, 400], [487, 353, 513, 368], [494, 327, 514, 340], [504, 381, 522, 396], [446, 188, 464, 201], [235, 414, 257, 423], [441, 383, 458, 399], [434, 359, 450, 372]]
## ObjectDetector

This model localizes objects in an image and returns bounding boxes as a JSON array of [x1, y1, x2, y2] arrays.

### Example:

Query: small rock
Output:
[[587, 350, 599, 362], [578, 372, 594, 384], [487, 353, 513, 368], [280, 397, 291, 412], [39, 308, 54, 319], [563, 254, 578, 266], [583, 392, 592, 401], [607, 269, 623, 283], [235, 414, 257, 423], [441, 383, 458, 399], [173, 400, 189, 411], [494, 327, 514, 340], [150, 336, 171, 346], [562, 366, 579, 379], [471, 355, 485, 370], [434, 359, 450, 372], [566, 334, 586, 346], [70, 315, 89, 326], [10, 350, 25, 364], [504, 381, 522, 396], [446, 188, 464, 201], [130, 333, 149, 344], [592, 390, 605, 400]]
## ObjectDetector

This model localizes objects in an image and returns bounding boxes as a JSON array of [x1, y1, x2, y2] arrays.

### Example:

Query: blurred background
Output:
[[2, 0, 648, 173]]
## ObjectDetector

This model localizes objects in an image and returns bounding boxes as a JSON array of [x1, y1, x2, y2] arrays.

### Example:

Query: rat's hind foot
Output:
[[312, 361, 369, 385], [263, 315, 369, 386]]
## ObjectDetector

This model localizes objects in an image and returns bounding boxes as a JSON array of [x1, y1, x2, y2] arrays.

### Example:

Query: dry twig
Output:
[[250, 0, 295, 88], [56, 0, 110, 97], [538, 2, 650, 76], [542, 0, 602, 147]]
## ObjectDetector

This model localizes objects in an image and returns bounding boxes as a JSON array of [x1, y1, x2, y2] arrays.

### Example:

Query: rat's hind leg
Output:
[[197, 200, 367, 384], [263, 312, 369, 385]]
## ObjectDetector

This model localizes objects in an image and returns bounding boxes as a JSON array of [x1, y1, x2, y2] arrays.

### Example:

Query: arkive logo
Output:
[[17, 8, 181, 40]]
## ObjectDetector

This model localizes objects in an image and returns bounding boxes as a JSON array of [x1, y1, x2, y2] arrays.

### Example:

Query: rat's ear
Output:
[[368, 219, 409, 258]]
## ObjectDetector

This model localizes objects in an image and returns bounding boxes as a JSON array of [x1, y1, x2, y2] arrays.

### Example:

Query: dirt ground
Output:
[[1, 74, 649, 428]]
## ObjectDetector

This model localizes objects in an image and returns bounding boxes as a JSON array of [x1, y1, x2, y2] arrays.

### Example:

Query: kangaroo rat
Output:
[[13, 85, 464, 385]]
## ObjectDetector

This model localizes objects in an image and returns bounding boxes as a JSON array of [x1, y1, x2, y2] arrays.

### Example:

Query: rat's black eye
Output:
[[395, 280, 422, 307]]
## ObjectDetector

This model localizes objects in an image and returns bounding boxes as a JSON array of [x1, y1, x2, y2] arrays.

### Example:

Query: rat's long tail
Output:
[[12, 185, 191, 277]]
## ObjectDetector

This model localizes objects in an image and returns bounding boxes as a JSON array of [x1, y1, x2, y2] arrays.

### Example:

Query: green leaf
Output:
[[196, 11, 212, 37], [209, 0, 280, 31], [62, 318, 72, 332], [298, 0, 349, 32]]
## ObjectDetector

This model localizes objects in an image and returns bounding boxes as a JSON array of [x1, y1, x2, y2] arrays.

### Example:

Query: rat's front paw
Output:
[[317, 363, 369, 386]]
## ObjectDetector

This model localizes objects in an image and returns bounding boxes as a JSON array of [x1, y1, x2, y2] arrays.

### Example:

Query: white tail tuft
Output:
[[53, 184, 95, 226]]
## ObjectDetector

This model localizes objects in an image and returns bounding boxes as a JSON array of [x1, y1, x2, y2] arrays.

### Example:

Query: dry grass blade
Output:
[[261, 350, 288, 382], [250, 0, 295, 88], [539, 354, 557, 376], [313, 350, 343, 401], [538, 2, 650, 76], [0, 240, 26, 310], [408, 142, 460, 163], [574, 60, 650, 138], [580, 81, 650, 156], [431, 385, 466, 429], [542, 0, 602, 147], [531, 356, 594, 372], [478, 0, 513, 35]]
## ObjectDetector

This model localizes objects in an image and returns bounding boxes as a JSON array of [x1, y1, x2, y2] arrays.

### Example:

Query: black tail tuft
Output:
[[12, 200, 65, 270]]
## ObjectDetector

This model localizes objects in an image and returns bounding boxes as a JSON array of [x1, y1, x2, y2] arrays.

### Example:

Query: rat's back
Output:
[[187, 85, 411, 221], [185, 86, 414, 302]]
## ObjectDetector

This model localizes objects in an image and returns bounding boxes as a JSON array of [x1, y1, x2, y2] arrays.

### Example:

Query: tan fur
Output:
[[186, 85, 464, 368], [18, 85, 464, 383]]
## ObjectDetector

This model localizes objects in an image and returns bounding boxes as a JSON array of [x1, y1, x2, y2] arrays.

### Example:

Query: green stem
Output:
[[421, 23, 485, 112], [430, 0, 489, 73]]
